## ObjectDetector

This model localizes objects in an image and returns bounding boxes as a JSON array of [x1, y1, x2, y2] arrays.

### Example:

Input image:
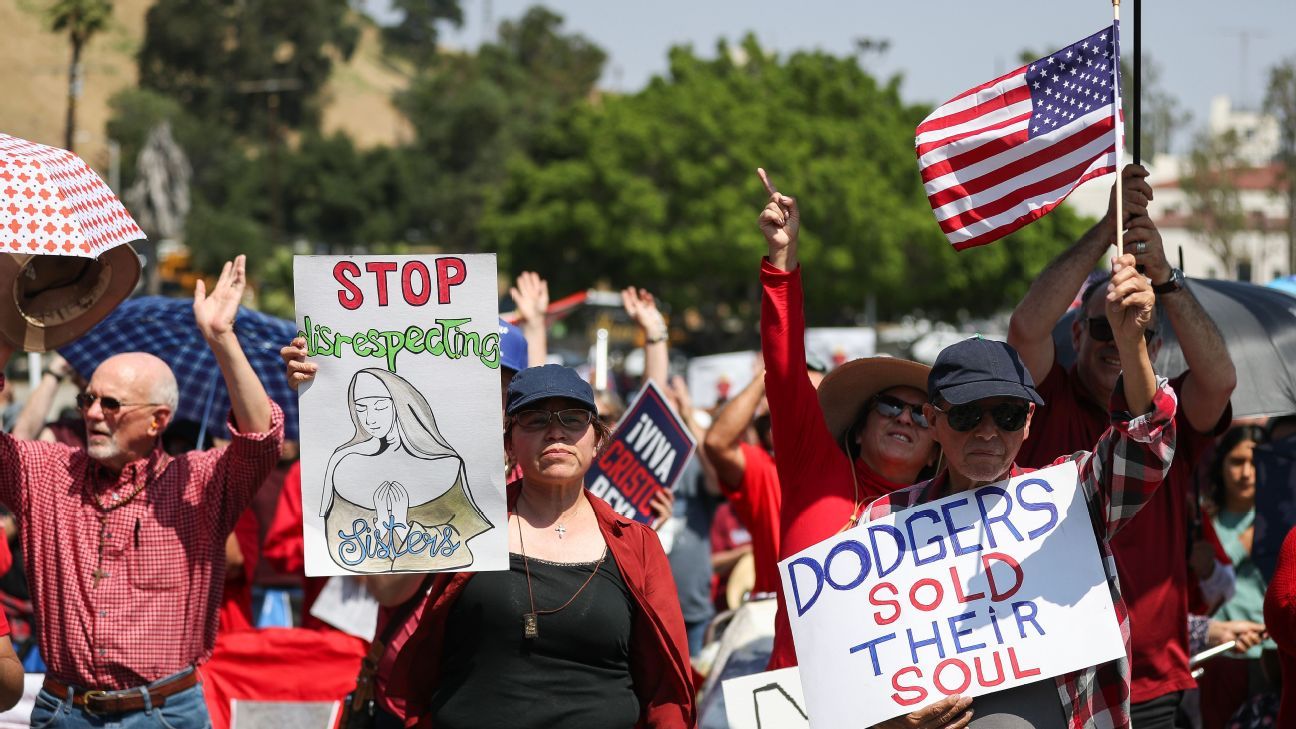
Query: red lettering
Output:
[[365, 261, 398, 306], [909, 578, 944, 612], [1008, 647, 1041, 679], [973, 652, 1006, 687], [870, 583, 901, 626], [335, 262, 363, 310], [436, 257, 467, 304], [890, 666, 927, 706], [402, 261, 432, 306], [950, 565, 986, 603], [984, 552, 1025, 601], [933, 658, 972, 695]]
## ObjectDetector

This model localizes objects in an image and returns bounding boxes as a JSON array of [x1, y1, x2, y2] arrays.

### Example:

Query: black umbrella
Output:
[[1052, 278, 1296, 418]]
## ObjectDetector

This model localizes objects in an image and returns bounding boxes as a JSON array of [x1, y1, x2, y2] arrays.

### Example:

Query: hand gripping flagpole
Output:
[[1113, 0, 1124, 256]]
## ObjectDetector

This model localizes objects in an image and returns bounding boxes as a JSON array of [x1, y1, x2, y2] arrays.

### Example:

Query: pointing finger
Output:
[[757, 167, 777, 197]]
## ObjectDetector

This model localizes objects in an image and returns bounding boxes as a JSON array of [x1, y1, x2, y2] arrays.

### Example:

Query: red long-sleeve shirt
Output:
[[1263, 526, 1296, 729]]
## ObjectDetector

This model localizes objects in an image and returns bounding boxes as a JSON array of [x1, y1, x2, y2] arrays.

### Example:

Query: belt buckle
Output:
[[81, 689, 111, 717]]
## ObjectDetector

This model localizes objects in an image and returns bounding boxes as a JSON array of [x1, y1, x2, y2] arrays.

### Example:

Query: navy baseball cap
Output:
[[928, 337, 1045, 406], [505, 364, 598, 415], [499, 318, 528, 373]]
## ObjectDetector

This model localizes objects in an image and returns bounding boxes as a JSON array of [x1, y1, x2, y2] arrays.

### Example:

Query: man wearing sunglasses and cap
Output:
[[0, 256, 283, 728], [1008, 165, 1237, 729]]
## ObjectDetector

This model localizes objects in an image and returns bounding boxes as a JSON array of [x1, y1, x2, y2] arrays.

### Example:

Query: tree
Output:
[[48, 0, 113, 151], [1180, 129, 1249, 277], [484, 35, 1087, 336], [381, 0, 463, 67], [1265, 58, 1296, 274], [136, 0, 360, 136]]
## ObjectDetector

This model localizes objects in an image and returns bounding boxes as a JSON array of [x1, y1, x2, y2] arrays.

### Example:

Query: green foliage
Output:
[[136, 0, 360, 135], [47, 0, 112, 45], [381, 0, 463, 67], [484, 35, 1086, 327]]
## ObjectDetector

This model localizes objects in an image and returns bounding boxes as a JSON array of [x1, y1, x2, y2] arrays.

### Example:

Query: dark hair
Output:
[[1207, 424, 1266, 513], [1268, 414, 1296, 442]]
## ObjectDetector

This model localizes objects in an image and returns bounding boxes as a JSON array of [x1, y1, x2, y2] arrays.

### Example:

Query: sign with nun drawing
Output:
[[294, 254, 508, 576]]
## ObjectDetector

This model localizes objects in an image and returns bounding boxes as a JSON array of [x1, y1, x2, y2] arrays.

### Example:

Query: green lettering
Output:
[[381, 331, 405, 372], [478, 332, 501, 369], [404, 326, 426, 354]]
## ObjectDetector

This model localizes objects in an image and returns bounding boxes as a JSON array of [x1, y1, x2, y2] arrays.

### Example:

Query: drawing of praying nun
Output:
[[322, 368, 492, 572]]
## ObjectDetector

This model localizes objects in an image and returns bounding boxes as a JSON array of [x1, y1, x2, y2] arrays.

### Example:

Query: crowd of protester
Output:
[[0, 164, 1290, 729]]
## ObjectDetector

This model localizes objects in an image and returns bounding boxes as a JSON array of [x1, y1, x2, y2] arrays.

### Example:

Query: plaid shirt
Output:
[[0, 375, 283, 689], [864, 379, 1178, 729]]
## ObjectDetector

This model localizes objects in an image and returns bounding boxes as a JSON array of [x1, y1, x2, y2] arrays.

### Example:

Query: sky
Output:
[[366, 0, 1295, 154]]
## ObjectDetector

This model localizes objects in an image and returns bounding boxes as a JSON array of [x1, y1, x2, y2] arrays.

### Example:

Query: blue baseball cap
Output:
[[505, 364, 598, 415], [928, 337, 1045, 406], [499, 318, 528, 373]]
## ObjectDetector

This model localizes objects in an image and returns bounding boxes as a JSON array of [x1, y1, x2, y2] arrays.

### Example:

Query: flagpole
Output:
[[1112, 0, 1124, 257]]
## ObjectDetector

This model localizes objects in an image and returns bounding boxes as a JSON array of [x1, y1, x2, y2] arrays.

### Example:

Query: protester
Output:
[[10, 353, 86, 446], [261, 460, 331, 629], [1200, 425, 1274, 729], [301, 363, 696, 728], [1007, 164, 1236, 729], [0, 255, 283, 728], [1263, 526, 1296, 729], [756, 173, 939, 670]]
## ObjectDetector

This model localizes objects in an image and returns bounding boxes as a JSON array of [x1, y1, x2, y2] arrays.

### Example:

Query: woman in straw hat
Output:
[[755, 169, 940, 670]]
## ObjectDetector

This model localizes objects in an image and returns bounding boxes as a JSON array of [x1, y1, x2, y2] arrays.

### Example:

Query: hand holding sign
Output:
[[875, 695, 974, 729], [756, 168, 799, 272], [281, 336, 318, 391]]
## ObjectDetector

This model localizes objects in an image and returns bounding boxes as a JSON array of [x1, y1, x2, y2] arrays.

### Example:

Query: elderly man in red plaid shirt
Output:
[[0, 255, 283, 729], [760, 187, 1176, 729]]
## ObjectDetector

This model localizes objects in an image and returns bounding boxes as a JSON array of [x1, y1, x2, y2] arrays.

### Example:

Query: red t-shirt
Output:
[[262, 461, 329, 629], [1017, 358, 1227, 704], [217, 508, 261, 633], [717, 443, 781, 596]]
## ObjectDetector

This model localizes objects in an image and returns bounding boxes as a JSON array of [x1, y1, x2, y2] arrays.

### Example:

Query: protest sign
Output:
[[723, 668, 809, 729], [780, 462, 1124, 728], [686, 350, 759, 409], [585, 380, 696, 524], [294, 255, 507, 576], [805, 326, 876, 371]]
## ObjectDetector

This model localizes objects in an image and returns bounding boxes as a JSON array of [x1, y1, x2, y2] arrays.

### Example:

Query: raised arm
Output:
[[509, 271, 550, 367], [1106, 253, 1157, 415], [703, 367, 764, 487], [1007, 164, 1151, 382], [10, 354, 73, 440], [1128, 215, 1236, 432], [622, 287, 668, 391], [194, 255, 272, 434]]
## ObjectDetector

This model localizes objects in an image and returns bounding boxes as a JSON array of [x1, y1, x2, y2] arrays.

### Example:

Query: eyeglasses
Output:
[[75, 393, 160, 413], [931, 401, 1031, 432], [513, 408, 595, 432], [871, 394, 929, 429], [1085, 317, 1157, 344]]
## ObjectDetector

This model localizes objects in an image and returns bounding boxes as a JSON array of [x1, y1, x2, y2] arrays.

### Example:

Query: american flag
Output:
[[917, 25, 1122, 250]]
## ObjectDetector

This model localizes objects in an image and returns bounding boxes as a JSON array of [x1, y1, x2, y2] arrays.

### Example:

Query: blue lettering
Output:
[[788, 557, 826, 616], [1013, 600, 1045, 638], [975, 486, 1023, 548], [1016, 479, 1059, 539], [823, 540, 872, 591], [948, 611, 986, 653], [941, 497, 983, 556], [906, 621, 946, 664], [868, 524, 907, 578], [906, 509, 947, 566], [848, 632, 897, 676]]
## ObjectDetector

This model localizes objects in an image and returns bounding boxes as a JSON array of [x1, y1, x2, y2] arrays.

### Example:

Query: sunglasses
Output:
[[1085, 317, 1157, 344], [514, 408, 595, 432], [931, 401, 1031, 432], [871, 394, 929, 429], [75, 393, 160, 413]]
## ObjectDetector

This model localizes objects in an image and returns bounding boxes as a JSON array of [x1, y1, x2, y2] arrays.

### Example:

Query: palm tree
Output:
[[48, 0, 113, 152]]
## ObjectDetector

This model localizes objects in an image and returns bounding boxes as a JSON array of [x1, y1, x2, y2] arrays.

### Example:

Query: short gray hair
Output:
[[151, 368, 179, 412]]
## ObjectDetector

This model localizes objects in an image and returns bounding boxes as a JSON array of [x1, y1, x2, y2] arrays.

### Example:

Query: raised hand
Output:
[[510, 271, 549, 328], [621, 287, 666, 337], [1124, 215, 1171, 285], [194, 255, 247, 343], [1106, 163, 1153, 228], [1105, 253, 1155, 346], [756, 167, 799, 271], [281, 336, 317, 391]]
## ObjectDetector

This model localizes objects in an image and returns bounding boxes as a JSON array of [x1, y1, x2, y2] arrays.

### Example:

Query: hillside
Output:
[[0, 0, 413, 176]]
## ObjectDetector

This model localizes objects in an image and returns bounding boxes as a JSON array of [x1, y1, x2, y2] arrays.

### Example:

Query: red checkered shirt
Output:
[[0, 376, 284, 689], [863, 378, 1178, 729]]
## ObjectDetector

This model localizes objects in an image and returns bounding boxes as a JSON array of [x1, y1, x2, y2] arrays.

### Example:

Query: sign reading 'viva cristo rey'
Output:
[[295, 255, 508, 577]]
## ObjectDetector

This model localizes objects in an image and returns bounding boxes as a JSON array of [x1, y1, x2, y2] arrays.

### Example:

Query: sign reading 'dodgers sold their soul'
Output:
[[585, 380, 696, 525], [295, 255, 507, 576], [780, 462, 1124, 728]]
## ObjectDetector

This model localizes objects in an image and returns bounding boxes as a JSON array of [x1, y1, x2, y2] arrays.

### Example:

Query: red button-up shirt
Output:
[[0, 378, 284, 689]]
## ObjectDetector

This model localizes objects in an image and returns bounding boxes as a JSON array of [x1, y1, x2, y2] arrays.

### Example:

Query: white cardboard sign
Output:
[[294, 254, 507, 576], [780, 462, 1123, 728], [723, 668, 809, 729]]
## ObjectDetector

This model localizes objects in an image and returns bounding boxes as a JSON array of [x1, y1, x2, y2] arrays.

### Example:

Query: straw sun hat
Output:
[[816, 356, 932, 448]]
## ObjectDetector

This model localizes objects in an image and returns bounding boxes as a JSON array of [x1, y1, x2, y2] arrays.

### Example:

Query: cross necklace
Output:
[[87, 455, 166, 587]]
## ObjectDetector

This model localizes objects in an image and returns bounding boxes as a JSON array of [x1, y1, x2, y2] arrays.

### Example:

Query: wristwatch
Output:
[[1152, 267, 1185, 296]]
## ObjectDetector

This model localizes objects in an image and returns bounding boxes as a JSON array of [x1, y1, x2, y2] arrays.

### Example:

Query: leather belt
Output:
[[43, 669, 198, 716]]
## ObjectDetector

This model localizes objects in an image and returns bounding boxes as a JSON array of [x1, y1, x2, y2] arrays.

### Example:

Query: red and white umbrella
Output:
[[0, 132, 144, 256]]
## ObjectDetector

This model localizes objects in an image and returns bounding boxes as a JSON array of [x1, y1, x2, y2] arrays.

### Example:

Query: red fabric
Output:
[[0, 373, 284, 689], [717, 443, 780, 595], [1017, 359, 1226, 704], [1188, 516, 1233, 616], [759, 261, 909, 670], [218, 508, 261, 633], [1265, 527, 1296, 729], [198, 627, 367, 729], [0, 526, 11, 577], [381, 482, 695, 729], [709, 502, 750, 607], [262, 461, 328, 628]]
